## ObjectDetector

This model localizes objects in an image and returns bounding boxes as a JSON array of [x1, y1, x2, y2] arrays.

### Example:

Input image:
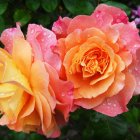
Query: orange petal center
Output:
[[70, 47, 110, 78]]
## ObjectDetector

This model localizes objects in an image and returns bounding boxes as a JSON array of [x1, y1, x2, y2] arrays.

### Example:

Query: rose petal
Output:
[[12, 38, 32, 78], [0, 24, 24, 53], [77, 74, 115, 98], [94, 73, 136, 117], [30, 60, 56, 112], [67, 15, 96, 33], [93, 4, 128, 24], [0, 49, 32, 94], [45, 63, 73, 121], [52, 16, 71, 38], [27, 24, 61, 72]]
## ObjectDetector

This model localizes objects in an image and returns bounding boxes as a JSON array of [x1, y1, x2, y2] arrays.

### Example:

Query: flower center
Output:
[[69, 47, 110, 77], [81, 48, 110, 75]]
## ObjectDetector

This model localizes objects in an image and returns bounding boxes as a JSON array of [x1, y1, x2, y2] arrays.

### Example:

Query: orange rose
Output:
[[0, 24, 73, 137], [53, 4, 140, 116]]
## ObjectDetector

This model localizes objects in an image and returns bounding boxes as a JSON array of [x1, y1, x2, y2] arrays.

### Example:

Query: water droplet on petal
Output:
[[31, 29, 34, 34], [116, 19, 121, 23], [44, 32, 47, 36], [48, 34, 51, 38], [0, 93, 5, 96], [108, 102, 111, 106], [107, 106, 110, 109], [87, 34, 91, 37], [62, 93, 65, 97], [96, 14, 99, 18], [68, 92, 73, 96], [113, 104, 116, 107], [135, 67, 138, 71], [41, 39, 44, 42]]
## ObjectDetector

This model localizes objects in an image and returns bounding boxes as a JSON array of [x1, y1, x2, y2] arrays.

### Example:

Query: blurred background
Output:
[[0, 0, 140, 140]]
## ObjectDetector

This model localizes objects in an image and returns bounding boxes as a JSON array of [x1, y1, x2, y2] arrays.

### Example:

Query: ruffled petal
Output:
[[93, 4, 128, 24], [94, 73, 136, 117], [0, 23, 24, 53], [27, 24, 61, 72], [12, 38, 32, 78], [45, 63, 73, 121], [0, 48, 32, 94], [52, 16, 71, 38]]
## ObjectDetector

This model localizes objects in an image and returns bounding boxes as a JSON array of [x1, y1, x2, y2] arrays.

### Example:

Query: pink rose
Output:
[[0, 23, 73, 138], [52, 4, 140, 116]]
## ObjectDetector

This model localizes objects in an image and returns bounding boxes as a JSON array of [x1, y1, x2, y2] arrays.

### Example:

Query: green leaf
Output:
[[13, 132, 27, 140], [37, 14, 50, 26], [29, 133, 45, 140], [14, 9, 31, 26], [93, 115, 128, 140], [124, 107, 140, 127], [0, 1, 8, 15], [0, 16, 5, 32], [63, 0, 94, 15], [41, 0, 58, 12], [101, 0, 109, 2], [104, 1, 131, 15], [26, 0, 40, 11]]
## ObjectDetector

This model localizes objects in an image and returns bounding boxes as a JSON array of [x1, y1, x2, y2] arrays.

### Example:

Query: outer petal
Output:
[[74, 93, 106, 109], [0, 89, 28, 125], [30, 60, 56, 136], [92, 4, 128, 24], [67, 15, 97, 34], [30, 60, 56, 112], [131, 48, 140, 94], [7, 110, 41, 132], [0, 23, 24, 53], [94, 73, 136, 117], [113, 22, 140, 50], [45, 63, 73, 121], [27, 24, 61, 72], [12, 38, 32, 78], [0, 48, 32, 94], [52, 16, 71, 38]]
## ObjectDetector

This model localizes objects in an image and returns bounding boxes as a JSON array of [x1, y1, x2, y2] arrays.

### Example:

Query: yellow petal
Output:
[[0, 49, 32, 94], [0, 83, 17, 98], [12, 38, 32, 78], [9, 89, 28, 120]]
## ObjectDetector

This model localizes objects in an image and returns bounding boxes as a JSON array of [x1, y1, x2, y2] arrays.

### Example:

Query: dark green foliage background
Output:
[[0, 0, 140, 140]]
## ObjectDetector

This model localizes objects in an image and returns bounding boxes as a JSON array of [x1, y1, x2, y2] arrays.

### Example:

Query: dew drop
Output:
[[41, 39, 44, 42], [135, 67, 138, 71], [116, 19, 121, 23], [48, 34, 51, 38], [96, 14, 99, 18], [113, 104, 116, 107], [31, 29, 34, 34], [11, 76, 15, 80], [62, 93, 65, 97], [0, 93, 5, 96], [44, 32, 47, 36], [87, 34, 91, 37], [68, 92, 73, 96], [107, 106, 110, 109], [108, 102, 111, 106]]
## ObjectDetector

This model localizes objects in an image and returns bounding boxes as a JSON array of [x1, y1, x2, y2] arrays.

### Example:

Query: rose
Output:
[[0, 23, 73, 137], [52, 4, 140, 116]]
